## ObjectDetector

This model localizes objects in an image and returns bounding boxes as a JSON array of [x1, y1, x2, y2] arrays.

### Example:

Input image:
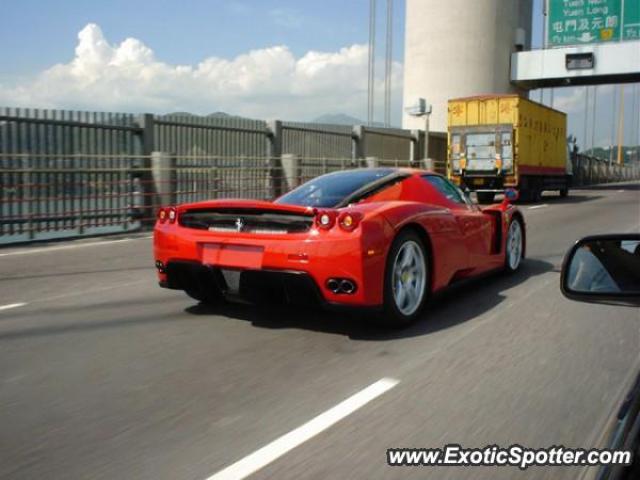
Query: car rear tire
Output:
[[504, 218, 524, 272], [477, 192, 495, 204], [379, 230, 429, 327]]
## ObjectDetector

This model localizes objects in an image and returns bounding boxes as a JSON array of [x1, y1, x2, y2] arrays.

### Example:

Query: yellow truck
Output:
[[447, 95, 572, 203]]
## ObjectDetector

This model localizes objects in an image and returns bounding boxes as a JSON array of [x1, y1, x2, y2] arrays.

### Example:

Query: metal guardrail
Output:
[[570, 154, 640, 186], [1, 106, 639, 245], [0, 106, 437, 244], [1, 152, 639, 245], [0, 153, 423, 244]]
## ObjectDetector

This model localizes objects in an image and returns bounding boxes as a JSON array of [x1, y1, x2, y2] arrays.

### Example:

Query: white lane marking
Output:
[[0, 303, 26, 312], [0, 236, 152, 257], [207, 378, 399, 480], [528, 204, 548, 210], [618, 189, 625, 193]]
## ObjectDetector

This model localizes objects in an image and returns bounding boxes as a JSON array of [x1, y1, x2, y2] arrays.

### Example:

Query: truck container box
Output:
[[447, 94, 570, 202]]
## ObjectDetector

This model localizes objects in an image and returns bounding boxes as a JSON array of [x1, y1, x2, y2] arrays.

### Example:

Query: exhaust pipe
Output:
[[326, 278, 341, 293], [326, 278, 357, 294], [339, 279, 356, 294]]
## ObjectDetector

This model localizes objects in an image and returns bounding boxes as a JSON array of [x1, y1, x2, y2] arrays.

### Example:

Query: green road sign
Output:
[[624, 0, 640, 39], [547, 0, 639, 47]]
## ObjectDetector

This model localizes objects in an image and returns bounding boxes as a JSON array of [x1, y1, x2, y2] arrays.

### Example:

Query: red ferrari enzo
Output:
[[154, 168, 525, 325]]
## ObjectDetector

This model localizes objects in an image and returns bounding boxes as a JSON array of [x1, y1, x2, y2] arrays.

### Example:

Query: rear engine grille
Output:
[[179, 209, 314, 234]]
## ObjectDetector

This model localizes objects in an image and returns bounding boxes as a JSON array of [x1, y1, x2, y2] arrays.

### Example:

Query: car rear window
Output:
[[276, 169, 396, 208]]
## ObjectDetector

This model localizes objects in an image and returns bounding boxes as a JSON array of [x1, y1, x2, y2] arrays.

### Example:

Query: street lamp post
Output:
[[405, 98, 433, 169]]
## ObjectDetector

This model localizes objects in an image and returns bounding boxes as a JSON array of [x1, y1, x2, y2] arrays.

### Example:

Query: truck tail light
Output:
[[460, 157, 467, 169]]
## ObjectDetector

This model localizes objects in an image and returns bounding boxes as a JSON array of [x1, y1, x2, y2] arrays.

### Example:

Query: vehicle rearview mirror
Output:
[[504, 188, 519, 202], [560, 234, 640, 306]]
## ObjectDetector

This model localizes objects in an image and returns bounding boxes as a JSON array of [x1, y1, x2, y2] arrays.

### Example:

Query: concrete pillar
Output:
[[409, 129, 422, 165], [402, 0, 532, 132], [365, 157, 379, 168], [352, 126, 365, 163], [281, 153, 301, 191], [151, 152, 177, 207], [207, 167, 220, 199], [266, 120, 283, 197], [137, 114, 157, 225]]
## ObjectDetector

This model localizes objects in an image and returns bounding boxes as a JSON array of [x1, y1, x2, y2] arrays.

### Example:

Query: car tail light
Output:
[[157, 207, 177, 224], [315, 210, 336, 230], [167, 207, 177, 223], [338, 211, 363, 232]]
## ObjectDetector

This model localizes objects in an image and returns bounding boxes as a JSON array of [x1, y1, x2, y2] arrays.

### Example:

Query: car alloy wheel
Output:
[[391, 239, 427, 316], [505, 219, 523, 271]]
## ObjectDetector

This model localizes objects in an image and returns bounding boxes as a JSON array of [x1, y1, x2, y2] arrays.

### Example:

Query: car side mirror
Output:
[[503, 188, 519, 203], [560, 234, 640, 306]]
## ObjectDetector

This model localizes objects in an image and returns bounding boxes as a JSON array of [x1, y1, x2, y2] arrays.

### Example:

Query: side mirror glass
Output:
[[504, 188, 519, 202], [560, 234, 640, 306]]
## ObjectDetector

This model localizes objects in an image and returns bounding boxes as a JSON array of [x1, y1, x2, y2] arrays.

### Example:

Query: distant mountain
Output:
[[206, 112, 233, 118], [164, 111, 240, 119], [165, 111, 196, 117], [163, 111, 396, 128], [312, 113, 391, 128]]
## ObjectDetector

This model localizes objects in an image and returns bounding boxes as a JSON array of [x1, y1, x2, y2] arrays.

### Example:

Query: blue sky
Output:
[[0, 0, 637, 149], [0, 0, 405, 124], [0, 0, 403, 77]]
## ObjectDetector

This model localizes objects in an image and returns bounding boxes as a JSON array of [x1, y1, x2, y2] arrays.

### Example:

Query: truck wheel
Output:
[[559, 187, 569, 198], [477, 192, 495, 204]]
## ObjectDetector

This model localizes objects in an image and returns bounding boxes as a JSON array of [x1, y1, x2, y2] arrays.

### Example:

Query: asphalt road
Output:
[[1, 183, 639, 480]]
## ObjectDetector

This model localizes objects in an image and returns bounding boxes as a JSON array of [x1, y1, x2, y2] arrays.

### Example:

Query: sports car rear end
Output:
[[154, 199, 389, 309]]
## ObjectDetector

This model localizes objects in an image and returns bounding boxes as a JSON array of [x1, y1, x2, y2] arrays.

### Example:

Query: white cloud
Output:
[[552, 88, 583, 113], [0, 23, 403, 123], [551, 84, 616, 113]]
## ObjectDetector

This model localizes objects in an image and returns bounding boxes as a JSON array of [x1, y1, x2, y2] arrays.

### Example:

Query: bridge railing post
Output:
[[281, 153, 301, 191], [151, 152, 177, 209], [266, 120, 283, 198], [352, 126, 365, 167], [136, 114, 157, 225]]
